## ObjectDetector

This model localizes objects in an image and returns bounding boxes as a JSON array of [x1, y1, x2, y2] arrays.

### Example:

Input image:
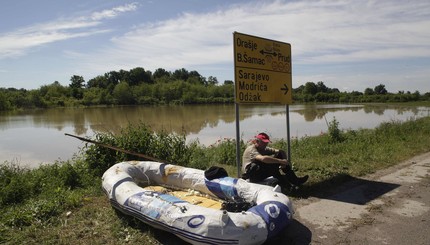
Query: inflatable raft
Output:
[[102, 161, 294, 245]]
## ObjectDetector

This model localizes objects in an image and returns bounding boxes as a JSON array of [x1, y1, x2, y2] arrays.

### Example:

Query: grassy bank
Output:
[[1, 116, 430, 244]]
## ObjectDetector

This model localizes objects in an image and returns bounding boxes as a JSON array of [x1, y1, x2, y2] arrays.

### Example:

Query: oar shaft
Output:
[[65, 133, 164, 163]]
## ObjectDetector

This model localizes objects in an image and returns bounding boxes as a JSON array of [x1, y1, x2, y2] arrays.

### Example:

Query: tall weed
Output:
[[327, 117, 344, 143]]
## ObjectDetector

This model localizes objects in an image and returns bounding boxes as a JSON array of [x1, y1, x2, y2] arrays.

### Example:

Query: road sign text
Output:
[[234, 32, 292, 104], [238, 69, 270, 82]]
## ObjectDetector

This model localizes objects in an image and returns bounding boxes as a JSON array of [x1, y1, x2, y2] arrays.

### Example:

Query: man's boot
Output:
[[280, 165, 309, 186]]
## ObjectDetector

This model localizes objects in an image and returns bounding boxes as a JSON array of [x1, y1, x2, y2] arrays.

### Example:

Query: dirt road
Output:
[[280, 152, 430, 245]]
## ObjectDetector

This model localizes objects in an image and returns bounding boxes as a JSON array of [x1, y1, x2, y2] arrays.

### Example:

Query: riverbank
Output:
[[1, 116, 430, 244]]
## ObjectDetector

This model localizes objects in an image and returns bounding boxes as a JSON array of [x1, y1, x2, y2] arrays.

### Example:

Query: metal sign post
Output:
[[233, 32, 293, 177], [286, 104, 291, 162], [235, 103, 241, 177]]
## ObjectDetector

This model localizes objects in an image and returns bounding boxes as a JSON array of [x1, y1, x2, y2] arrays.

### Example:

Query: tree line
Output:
[[0, 67, 233, 110], [0, 67, 429, 111], [293, 81, 430, 103]]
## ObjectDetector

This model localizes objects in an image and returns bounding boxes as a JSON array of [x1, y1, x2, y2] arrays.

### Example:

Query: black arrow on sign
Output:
[[260, 50, 277, 56], [281, 84, 289, 95]]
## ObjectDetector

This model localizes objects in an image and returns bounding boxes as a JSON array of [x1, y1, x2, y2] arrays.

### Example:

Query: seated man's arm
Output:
[[255, 155, 289, 166]]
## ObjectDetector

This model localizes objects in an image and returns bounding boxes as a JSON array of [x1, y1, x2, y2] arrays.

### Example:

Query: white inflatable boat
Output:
[[102, 161, 294, 245]]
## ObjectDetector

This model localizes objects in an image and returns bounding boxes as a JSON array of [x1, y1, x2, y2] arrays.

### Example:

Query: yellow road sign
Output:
[[233, 32, 292, 104]]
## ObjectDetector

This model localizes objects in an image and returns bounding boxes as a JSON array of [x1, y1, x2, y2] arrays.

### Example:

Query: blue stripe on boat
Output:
[[205, 177, 238, 200]]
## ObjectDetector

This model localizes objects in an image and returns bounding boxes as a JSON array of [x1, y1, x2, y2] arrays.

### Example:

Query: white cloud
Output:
[[0, 3, 138, 59], [79, 0, 430, 74], [90, 2, 139, 21]]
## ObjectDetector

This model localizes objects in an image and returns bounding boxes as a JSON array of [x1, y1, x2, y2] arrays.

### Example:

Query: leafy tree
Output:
[[207, 76, 218, 86], [162, 80, 188, 103], [41, 81, 69, 106], [153, 68, 171, 80], [134, 83, 156, 104], [29, 90, 47, 108], [303, 82, 318, 95], [189, 70, 206, 85], [330, 88, 340, 93], [105, 71, 121, 91], [4, 89, 25, 108], [293, 85, 305, 95], [316, 81, 329, 93], [224, 80, 233, 85], [0, 92, 11, 110], [412, 91, 421, 101], [118, 69, 130, 83], [350, 91, 363, 96], [129, 67, 153, 85], [172, 68, 189, 81], [69, 75, 85, 99], [155, 75, 174, 84], [364, 87, 374, 95], [207, 83, 233, 99], [70, 75, 85, 89], [181, 91, 196, 103], [186, 76, 204, 85], [374, 84, 387, 95], [82, 87, 112, 106], [113, 82, 134, 105], [87, 75, 108, 89]]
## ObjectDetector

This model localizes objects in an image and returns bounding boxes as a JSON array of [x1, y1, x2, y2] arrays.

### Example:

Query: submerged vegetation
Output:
[[1, 116, 430, 243]]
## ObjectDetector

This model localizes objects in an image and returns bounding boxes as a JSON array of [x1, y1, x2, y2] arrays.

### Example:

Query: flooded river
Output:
[[1, 103, 429, 168]]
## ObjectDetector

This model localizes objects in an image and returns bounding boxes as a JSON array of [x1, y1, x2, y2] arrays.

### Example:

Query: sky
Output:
[[1, 0, 429, 93]]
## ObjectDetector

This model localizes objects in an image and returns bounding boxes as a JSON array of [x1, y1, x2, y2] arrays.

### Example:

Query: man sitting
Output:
[[242, 132, 308, 190]]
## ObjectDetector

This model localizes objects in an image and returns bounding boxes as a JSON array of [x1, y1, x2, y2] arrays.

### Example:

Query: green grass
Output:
[[1, 116, 430, 244]]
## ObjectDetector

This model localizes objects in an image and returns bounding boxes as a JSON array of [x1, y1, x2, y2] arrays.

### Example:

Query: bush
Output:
[[0, 162, 87, 206], [83, 123, 194, 176], [327, 117, 344, 143], [0, 163, 32, 206], [206, 138, 240, 166], [82, 123, 247, 175]]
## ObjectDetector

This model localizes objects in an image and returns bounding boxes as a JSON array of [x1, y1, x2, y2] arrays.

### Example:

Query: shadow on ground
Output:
[[291, 173, 400, 205], [263, 219, 312, 245]]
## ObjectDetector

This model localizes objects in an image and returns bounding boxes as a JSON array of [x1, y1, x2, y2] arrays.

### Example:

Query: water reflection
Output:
[[293, 104, 362, 122], [0, 104, 429, 167]]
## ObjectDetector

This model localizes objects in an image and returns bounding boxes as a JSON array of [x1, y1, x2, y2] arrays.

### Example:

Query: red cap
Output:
[[256, 133, 271, 143]]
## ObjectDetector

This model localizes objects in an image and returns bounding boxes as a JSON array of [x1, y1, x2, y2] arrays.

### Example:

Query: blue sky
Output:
[[1, 0, 429, 93]]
